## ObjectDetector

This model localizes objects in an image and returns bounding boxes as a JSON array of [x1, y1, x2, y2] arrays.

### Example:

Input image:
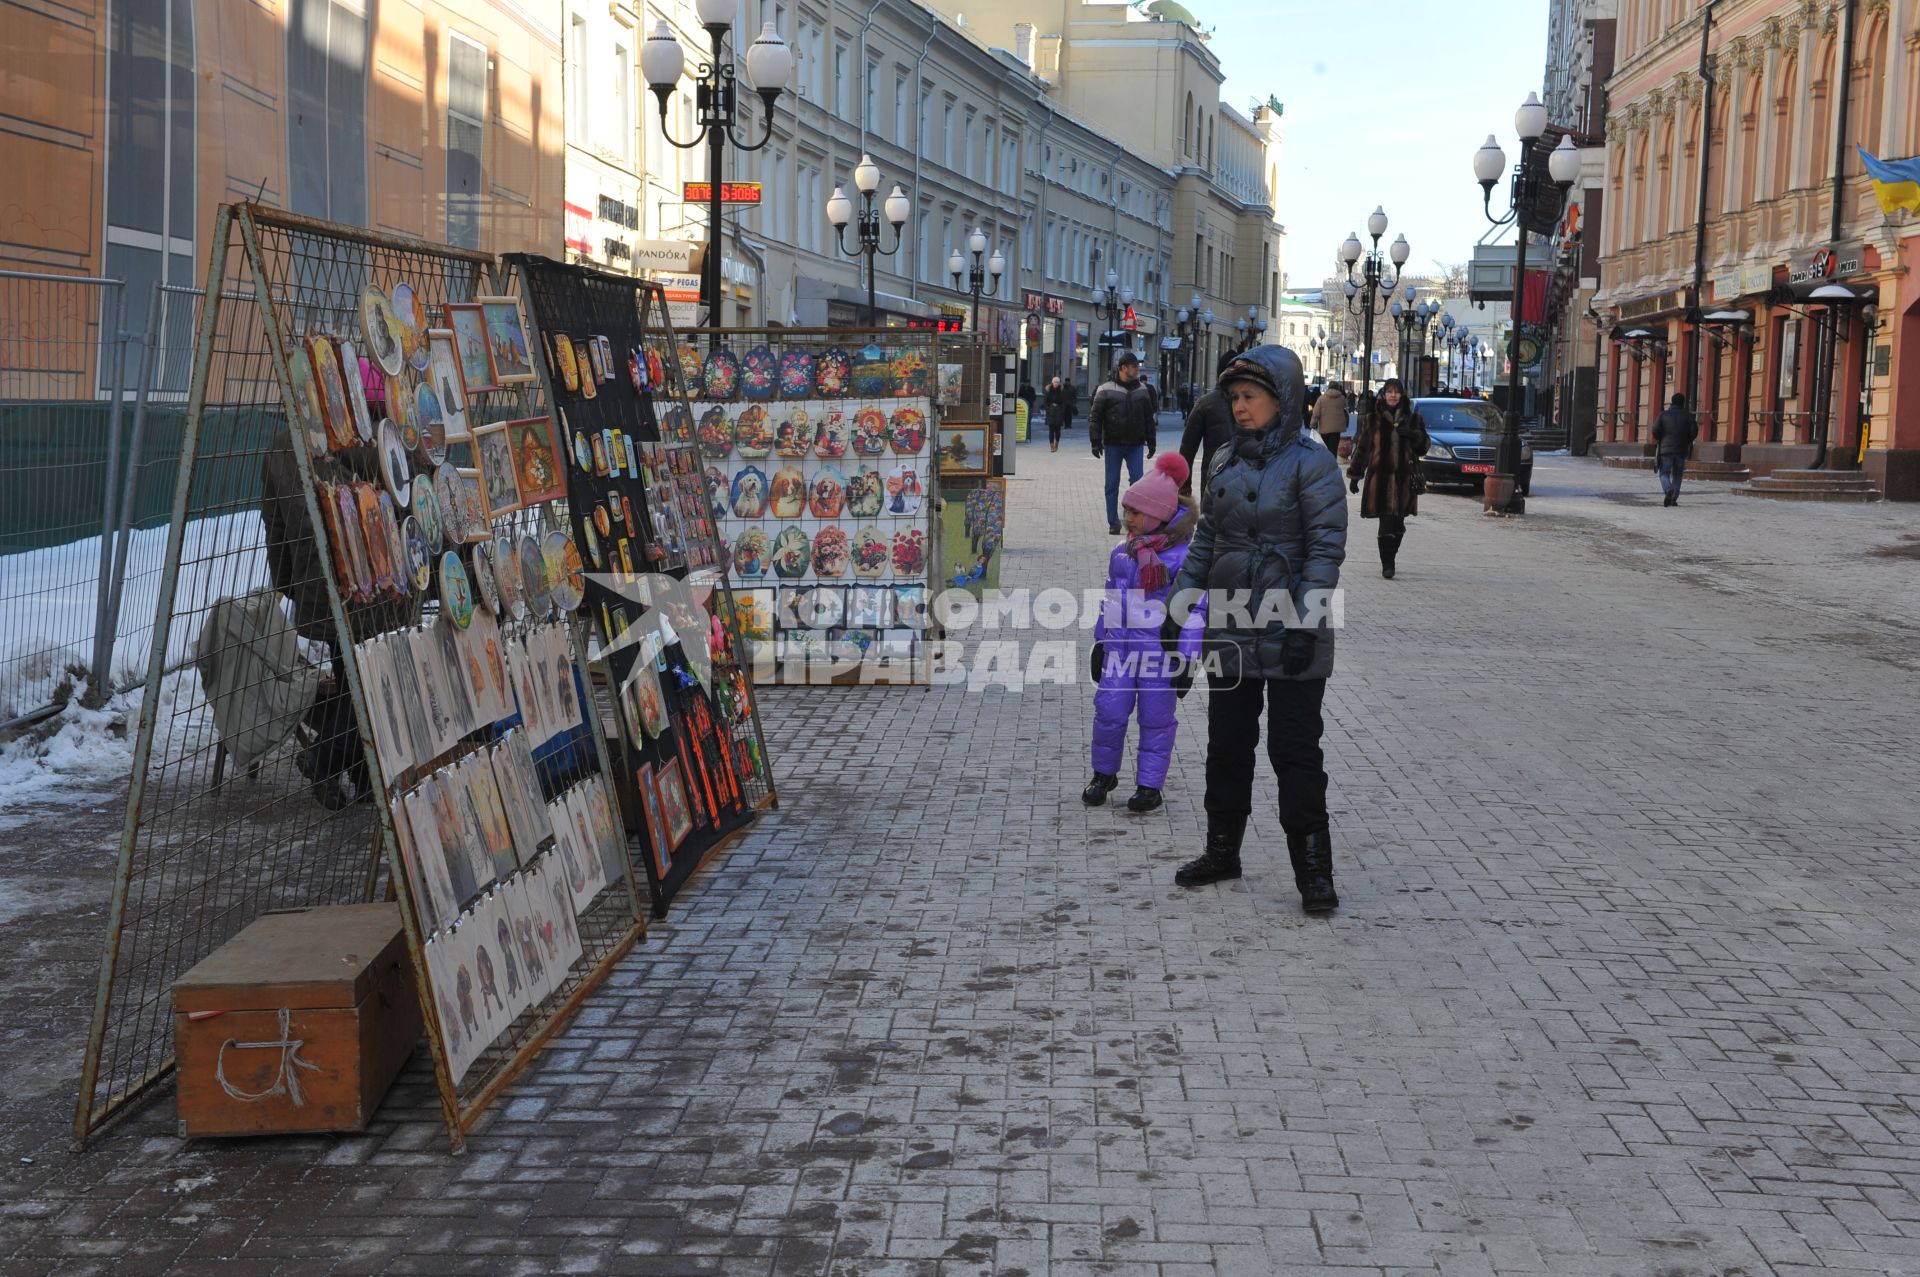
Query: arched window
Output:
[[106, 0, 197, 393], [1184, 93, 1194, 155], [1851, 17, 1888, 170], [1806, 36, 1838, 189], [1205, 116, 1214, 169], [1772, 52, 1798, 198], [1706, 91, 1731, 214], [1630, 132, 1651, 244], [1737, 70, 1763, 206], [1650, 118, 1674, 243]]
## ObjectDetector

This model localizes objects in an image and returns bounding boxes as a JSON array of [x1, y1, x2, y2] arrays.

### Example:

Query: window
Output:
[[447, 32, 487, 247], [833, 40, 847, 118], [609, 40, 631, 163], [964, 110, 976, 178], [865, 56, 877, 130], [567, 14, 588, 143], [942, 100, 954, 167], [288, 0, 367, 222], [106, 0, 196, 393], [894, 73, 909, 143]]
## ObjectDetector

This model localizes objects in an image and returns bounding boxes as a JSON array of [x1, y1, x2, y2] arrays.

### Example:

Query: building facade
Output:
[[1594, 0, 1920, 496], [8, 0, 565, 382]]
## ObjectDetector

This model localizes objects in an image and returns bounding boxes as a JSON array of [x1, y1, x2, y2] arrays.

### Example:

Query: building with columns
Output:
[[1593, 0, 1919, 497]]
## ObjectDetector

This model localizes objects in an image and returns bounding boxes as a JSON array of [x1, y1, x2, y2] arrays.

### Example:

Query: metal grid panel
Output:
[[74, 205, 642, 1150], [665, 326, 949, 686], [0, 271, 132, 726]]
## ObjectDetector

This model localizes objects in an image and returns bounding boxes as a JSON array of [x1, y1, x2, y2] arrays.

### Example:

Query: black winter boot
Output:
[[1287, 829, 1340, 914], [1175, 815, 1245, 887], [1125, 785, 1163, 813], [1082, 772, 1118, 806]]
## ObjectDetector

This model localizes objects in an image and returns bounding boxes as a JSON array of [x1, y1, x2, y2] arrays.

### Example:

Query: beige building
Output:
[[1594, 0, 1920, 497], [918, 0, 1287, 394]]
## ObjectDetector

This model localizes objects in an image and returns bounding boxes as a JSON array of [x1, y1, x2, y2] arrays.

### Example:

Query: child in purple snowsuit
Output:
[[1085, 452, 1205, 813]]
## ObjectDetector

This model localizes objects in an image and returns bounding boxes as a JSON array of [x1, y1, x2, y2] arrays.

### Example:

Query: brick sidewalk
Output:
[[3, 447, 1919, 1275]]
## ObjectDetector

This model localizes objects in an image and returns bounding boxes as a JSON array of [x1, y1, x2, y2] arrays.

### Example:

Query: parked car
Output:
[[1413, 397, 1533, 495]]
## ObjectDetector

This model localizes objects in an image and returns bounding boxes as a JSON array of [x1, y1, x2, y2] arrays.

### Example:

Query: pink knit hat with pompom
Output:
[[1120, 452, 1190, 525]]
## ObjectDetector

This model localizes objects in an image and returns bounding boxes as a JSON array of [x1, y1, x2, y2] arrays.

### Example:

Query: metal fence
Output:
[[0, 272, 200, 729]]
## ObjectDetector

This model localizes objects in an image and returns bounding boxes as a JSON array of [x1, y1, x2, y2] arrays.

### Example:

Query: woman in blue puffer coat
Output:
[[1084, 452, 1205, 813], [1163, 344, 1349, 911]]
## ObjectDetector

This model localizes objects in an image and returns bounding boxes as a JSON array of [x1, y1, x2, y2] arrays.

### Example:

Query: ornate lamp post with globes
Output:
[[643, 3, 792, 329], [826, 155, 910, 327], [1339, 207, 1409, 401], [1473, 91, 1580, 505], [1091, 269, 1134, 373], [948, 228, 1004, 335]]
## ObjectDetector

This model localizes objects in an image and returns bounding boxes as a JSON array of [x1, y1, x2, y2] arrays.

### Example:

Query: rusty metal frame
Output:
[[73, 204, 647, 1152]]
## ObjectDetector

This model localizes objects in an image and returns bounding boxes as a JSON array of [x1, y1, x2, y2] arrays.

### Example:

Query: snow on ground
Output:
[[1, 512, 270, 832], [1, 513, 268, 721]]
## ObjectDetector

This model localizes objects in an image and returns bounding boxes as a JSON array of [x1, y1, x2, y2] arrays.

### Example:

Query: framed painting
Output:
[[503, 416, 567, 506], [477, 295, 535, 383], [936, 423, 991, 477], [471, 421, 521, 519], [426, 328, 471, 439], [654, 755, 693, 854], [444, 302, 498, 394], [635, 763, 671, 879]]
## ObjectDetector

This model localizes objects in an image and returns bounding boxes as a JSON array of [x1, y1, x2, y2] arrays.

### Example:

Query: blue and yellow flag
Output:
[[1857, 146, 1920, 215]]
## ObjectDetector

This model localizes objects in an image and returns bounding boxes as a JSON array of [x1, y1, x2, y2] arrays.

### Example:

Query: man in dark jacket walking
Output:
[[1178, 386, 1235, 503], [1089, 351, 1159, 534], [1652, 393, 1697, 506], [1042, 376, 1072, 451]]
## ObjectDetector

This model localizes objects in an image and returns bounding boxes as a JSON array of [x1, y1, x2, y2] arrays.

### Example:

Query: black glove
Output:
[[1147, 440, 1157, 458], [1092, 444, 1104, 459], [1158, 615, 1184, 653], [1348, 475, 1361, 494], [1280, 628, 1317, 677], [1171, 661, 1194, 700], [1089, 642, 1106, 685]]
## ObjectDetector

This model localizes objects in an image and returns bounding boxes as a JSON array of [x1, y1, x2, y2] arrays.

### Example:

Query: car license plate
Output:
[[1461, 463, 1494, 474]]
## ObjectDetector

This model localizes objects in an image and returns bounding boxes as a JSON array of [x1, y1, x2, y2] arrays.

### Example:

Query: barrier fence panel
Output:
[[0, 270, 133, 726], [74, 204, 644, 1150]]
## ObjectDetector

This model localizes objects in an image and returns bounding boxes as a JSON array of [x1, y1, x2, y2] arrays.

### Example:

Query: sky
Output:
[[1199, 0, 1552, 290]]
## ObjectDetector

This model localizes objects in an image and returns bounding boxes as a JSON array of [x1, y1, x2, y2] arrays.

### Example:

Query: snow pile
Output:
[[1, 513, 268, 720], [0, 697, 136, 827]]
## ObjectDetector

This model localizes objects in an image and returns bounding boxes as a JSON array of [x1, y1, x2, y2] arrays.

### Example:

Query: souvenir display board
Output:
[[671, 327, 947, 684], [939, 478, 1007, 596], [501, 256, 776, 914], [76, 204, 642, 1153]]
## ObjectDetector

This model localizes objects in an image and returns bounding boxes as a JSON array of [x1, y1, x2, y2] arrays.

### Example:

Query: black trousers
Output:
[[1203, 675, 1329, 833], [1377, 512, 1406, 565], [1047, 413, 1064, 446]]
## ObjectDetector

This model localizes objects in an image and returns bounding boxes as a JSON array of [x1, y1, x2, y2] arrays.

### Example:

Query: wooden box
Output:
[[172, 903, 421, 1137]]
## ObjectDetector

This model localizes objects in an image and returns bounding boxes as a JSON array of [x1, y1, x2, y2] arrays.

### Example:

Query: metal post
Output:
[[84, 284, 130, 709], [103, 283, 170, 682], [1503, 212, 1530, 482], [704, 28, 727, 330]]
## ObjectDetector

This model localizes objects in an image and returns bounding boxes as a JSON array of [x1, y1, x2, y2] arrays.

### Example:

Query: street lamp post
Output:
[[1473, 92, 1580, 502], [948, 228, 1005, 336], [1091, 268, 1134, 374], [1340, 207, 1409, 401], [643, 5, 792, 329], [825, 155, 910, 327]]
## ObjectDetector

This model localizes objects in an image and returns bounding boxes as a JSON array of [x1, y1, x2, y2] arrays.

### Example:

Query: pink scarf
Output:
[[1129, 533, 1171, 593]]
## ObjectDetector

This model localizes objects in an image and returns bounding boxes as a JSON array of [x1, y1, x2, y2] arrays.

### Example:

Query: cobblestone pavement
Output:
[[4, 445, 1920, 1276]]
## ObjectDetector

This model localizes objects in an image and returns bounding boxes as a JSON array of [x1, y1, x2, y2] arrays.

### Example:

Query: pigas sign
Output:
[[1787, 242, 1864, 285]]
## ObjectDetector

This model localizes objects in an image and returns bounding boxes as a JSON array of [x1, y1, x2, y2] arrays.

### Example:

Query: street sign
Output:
[[1122, 306, 1137, 331], [682, 182, 763, 205]]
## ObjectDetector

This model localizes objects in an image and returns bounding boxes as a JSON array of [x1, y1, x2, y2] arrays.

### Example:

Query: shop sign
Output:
[[1022, 292, 1066, 317], [631, 239, 697, 272], [1788, 242, 1864, 285], [1713, 262, 1773, 299], [1617, 288, 1685, 319]]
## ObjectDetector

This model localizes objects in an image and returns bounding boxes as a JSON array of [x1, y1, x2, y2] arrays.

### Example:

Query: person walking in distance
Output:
[[1090, 351, 1159, 535], [1311, 379, 1351, 458], [1161, 344, 1348, 911], [1653, 393, 1698, 506], [1042, 376, 1070, 452], [1347, 378, 1428, 580], [1085, 453, 1204, 813], [1178, 351, 1242, 506]]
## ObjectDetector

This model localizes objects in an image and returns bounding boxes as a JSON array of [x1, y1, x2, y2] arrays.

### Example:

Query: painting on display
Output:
[[939, 479, 1004, 596]]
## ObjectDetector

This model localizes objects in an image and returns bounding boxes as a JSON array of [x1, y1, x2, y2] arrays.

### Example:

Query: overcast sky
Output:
[[1200, 0, 1552, 289]]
